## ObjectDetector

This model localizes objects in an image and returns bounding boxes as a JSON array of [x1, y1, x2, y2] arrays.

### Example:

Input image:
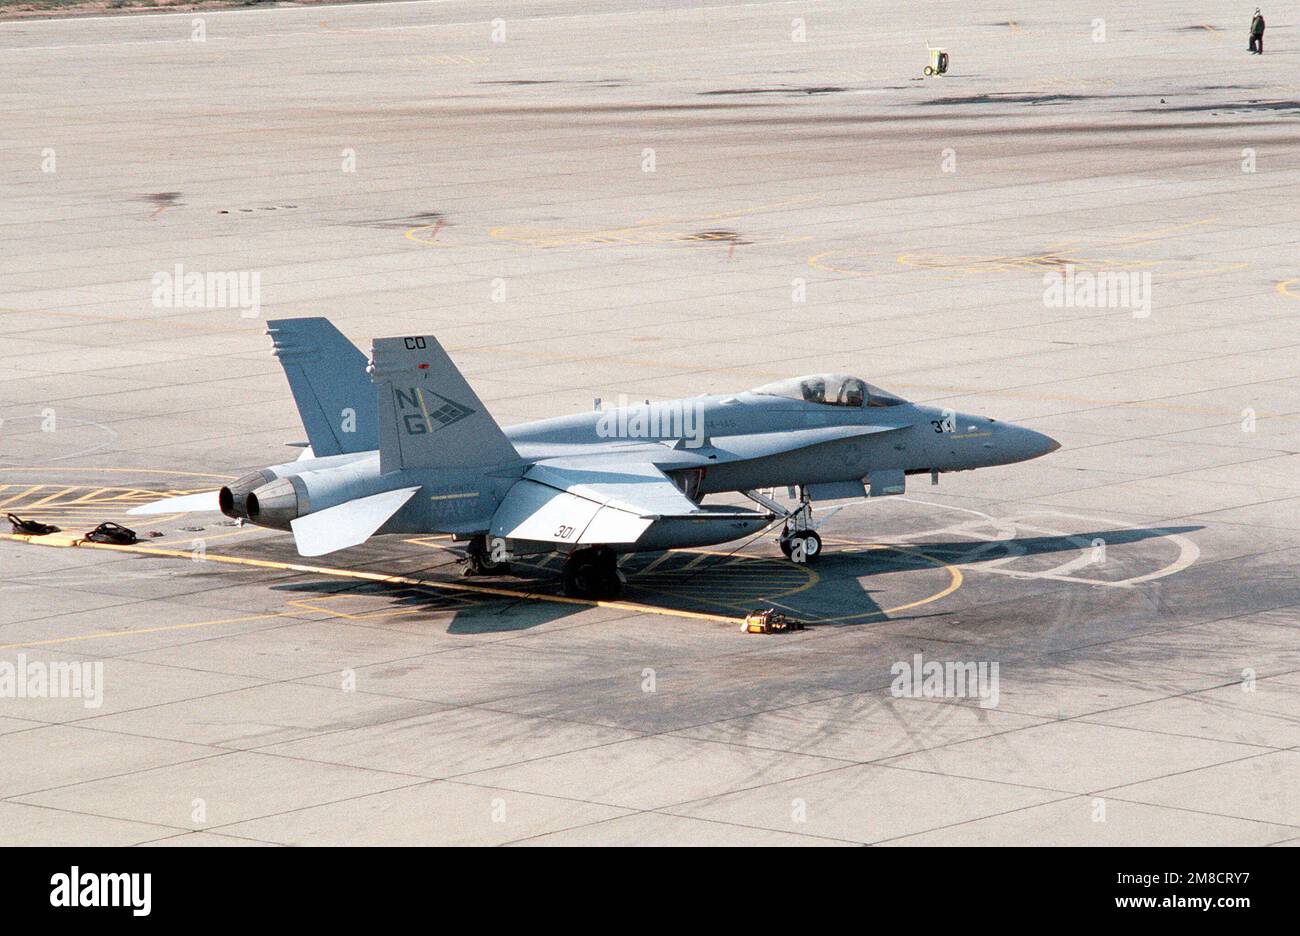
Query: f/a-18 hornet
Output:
[[134, 318, 1058, 599]]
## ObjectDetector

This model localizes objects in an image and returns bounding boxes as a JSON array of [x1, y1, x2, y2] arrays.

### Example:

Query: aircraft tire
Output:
[[782, 530, 822, 563], [562, 549, 618, 599], [464, 541, 509, 576]]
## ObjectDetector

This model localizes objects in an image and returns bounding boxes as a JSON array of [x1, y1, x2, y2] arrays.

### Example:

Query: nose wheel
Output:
[[562, 547, 625, 599], [779, 527, 822, 563]]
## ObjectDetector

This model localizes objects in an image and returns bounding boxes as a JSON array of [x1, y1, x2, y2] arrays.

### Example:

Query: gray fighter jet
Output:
[[133, 318, 1058, 599]]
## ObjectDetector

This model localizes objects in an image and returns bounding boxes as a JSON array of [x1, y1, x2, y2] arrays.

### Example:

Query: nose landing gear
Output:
[[744, 487, 823, 564]]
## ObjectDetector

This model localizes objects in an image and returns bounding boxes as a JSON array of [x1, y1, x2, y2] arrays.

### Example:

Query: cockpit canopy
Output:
[[750, 373, 907, 408]]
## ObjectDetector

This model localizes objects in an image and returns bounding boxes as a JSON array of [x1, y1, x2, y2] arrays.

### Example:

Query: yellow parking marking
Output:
[[67, 487, 111, 504], [0, 486, 42, 508], [638, 551, 674, 574], [1, 528, 967, 628], [485, 198, 817, 250], [812, 541, 964, 622], [0, 611, 294, 651], [0, 466, 236, 480], [404, 224, 453, 247], [285, 591, 474, 621], [24, 486, 79, 509], [0, 533, 743, 625], [678, 552, 712, 572], [1277, 279, 1299, 300], [177, 526, 253, 546]]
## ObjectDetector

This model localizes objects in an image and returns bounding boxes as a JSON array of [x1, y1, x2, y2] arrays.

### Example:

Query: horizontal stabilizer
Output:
[[289, 486, 420, 557], [128, 491, 222, 516]]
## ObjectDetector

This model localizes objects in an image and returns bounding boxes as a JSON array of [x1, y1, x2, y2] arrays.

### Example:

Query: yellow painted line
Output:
[[0, 584, 472, 652], [0, 467, 236, 480], [638, 551, 675, 574], [0, 610, 294, 651], [0, 533, 743, 625], [861, 544, 963, 618], [176, 526, 252, 546], [486, 198, 818, 249], [24, 486, 79, 509], [404, 224, 452, 247], [1277, 279, 1299, 300], [67, 487, 112, 504], [1, 532, 962, 629], [284, 594, 470, 621], [813, 540, 964, 622], [678, 552, 713, 572], [0, 486, 42, 508], [632, 556, 819, 612]]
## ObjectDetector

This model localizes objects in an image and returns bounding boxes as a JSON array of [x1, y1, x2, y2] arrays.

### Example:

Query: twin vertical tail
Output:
[[370, 334, 519, 474], [266, 317, 377, 456]]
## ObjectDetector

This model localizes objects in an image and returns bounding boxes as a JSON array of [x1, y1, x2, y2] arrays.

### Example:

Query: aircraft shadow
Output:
[[262, 525, 1201, 632]]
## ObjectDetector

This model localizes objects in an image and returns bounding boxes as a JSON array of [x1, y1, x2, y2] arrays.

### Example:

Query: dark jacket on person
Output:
[[1251, 14, 1266, 37]]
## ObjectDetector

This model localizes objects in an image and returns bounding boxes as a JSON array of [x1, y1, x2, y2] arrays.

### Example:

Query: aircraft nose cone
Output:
[[996, 424, 1059, 462], [1025, 429, 1060, 458]]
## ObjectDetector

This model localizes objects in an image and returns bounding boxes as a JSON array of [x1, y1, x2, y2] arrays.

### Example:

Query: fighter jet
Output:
[[132, 318, 1058, 599]]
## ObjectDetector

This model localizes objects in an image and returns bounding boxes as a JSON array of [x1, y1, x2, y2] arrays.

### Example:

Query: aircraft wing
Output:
[[490, 462, 754, 546]]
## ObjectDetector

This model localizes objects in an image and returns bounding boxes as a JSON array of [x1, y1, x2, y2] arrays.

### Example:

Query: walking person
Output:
[[1250, 9, 1266, 54]]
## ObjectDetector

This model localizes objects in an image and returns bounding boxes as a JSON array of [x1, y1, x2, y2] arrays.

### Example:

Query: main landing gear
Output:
[[459, 535, 624, 600], [562, 547, 625, 600], [461, 534, 510, 577]]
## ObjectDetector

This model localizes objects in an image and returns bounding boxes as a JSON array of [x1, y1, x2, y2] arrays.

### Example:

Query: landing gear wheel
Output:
[[463, 553, 510, 577], [462, 536, 510, 577], [562, 548, 623, 599], [780, 529, 822, 563]]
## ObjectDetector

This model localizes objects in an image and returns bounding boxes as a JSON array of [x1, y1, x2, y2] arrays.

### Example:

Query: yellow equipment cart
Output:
[[924, 44, 949, 77]]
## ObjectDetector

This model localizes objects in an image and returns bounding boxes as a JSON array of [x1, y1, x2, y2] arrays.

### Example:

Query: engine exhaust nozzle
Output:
[[246, 475, 310, 530], [219, 470, 275, 520]]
